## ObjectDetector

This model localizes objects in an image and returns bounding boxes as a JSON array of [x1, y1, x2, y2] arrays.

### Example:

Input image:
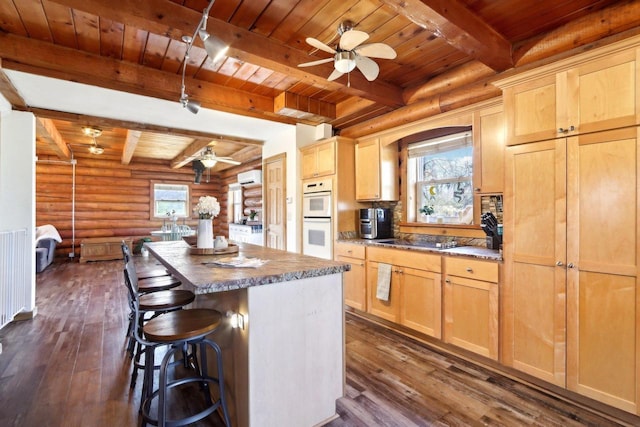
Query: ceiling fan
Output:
[[197, 146, 241, 168], [298, 20, 396, 83]]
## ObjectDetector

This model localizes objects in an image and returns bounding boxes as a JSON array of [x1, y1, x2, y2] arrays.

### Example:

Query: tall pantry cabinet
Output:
[[499, 35, 640, 415]]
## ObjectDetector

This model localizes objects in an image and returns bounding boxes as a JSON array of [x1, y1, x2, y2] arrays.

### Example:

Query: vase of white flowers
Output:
[[193, 196, 220, 249]]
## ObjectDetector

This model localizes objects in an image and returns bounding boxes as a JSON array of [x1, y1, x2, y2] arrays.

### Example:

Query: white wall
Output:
[[0, 102, 36, 314]]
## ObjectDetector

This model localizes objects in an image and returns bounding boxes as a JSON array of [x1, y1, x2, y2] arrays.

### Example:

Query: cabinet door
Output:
[[473, 105, 505, 193], [337, 254, 366, 311], [355, 138, 381, 200], [400, 267, 441, 338], [301, 147, 318, 179], [566, 128, 640, 413], [443, 275, 498, 360], [366, 261, 400, 322], [503, 74, 559, 145], [315, 141, 335, 177], [567, 49, 638, 135], [503, 138, 567, 386]]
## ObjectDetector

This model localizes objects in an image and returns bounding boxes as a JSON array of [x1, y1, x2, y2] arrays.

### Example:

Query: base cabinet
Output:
[[367, 247, 441, 338], [443, 257, 499, 360], [334, 242, 366, 311]]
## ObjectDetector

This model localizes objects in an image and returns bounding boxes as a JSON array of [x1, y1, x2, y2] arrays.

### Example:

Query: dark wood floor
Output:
[[0, 259, 632, 426]]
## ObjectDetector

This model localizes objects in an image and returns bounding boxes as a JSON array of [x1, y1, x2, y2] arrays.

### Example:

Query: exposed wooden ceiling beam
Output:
[[121, 130, 141, 165], [381, 0, 513, 71], [35, 118, 71, 159], [26, 107, 264, 146], [171, 138, 213, 169], [46, 0, 405, 108], [0, 59, 28, 109], [0, 33, 289, 124]]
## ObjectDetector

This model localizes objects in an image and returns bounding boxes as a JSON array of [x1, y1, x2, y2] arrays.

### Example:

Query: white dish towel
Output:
[[376, 263, 392, 301]]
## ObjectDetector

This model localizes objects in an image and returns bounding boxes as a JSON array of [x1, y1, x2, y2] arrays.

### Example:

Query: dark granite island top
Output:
[[145, 240, 350, 294], [143, 240, 348, 427]]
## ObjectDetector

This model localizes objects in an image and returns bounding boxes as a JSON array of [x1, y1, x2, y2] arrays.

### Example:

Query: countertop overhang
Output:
[[145, 240, 351, 294]]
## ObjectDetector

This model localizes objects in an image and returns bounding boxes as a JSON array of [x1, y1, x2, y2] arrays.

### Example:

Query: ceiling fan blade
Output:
[[305, 37, 336, 54], [355, 55, 380, 81], [217, 158, 241, 165], [339, 30, 369, 51], [327, 69, 344, 81], [298, 57, 334, 68], [354, 43, 397, 59]]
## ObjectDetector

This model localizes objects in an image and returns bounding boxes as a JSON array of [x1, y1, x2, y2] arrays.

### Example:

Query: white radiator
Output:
[[0, 229, 28, 329]]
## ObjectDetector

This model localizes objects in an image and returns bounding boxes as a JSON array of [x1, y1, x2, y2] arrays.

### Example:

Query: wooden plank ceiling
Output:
[[0, 0, 638, 168]]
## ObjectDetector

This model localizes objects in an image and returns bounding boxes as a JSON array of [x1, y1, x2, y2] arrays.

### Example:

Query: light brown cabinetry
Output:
[[301, 139, 336, 179], [499, 41, 639, 146], [367, 247, 441, 337], [473, 104, 505, 194], [355, 137, 398, 201], [334, 242, 366, 311], [504, 127, 640, 413], [443, 257, 499, 360]]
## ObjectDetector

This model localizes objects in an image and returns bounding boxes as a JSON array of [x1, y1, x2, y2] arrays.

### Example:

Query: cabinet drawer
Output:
[[334, 243, 365, 259], [368, 246, 441, 273], [445, 257, 498, 282]]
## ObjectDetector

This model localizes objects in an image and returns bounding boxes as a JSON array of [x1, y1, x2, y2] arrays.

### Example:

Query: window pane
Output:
[[409, 131, 474, 224], [153, 183, 189, 217]]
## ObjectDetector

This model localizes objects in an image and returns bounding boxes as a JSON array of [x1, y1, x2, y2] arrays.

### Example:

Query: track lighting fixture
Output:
[[179, 0, 228, 114]]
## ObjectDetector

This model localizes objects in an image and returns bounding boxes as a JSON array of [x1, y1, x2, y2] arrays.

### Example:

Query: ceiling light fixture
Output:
[[200, 147, 218, 168], [179, 0, 229, 114], [82, 126, 105, 155]]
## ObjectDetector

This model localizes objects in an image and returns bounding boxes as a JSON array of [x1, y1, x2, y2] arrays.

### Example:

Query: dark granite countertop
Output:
[[145, 241, 350, 294], [337, 238, 502, 262]]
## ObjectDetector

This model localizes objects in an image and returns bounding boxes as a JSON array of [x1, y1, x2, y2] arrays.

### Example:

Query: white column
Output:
[[0, 108, 36, 313]]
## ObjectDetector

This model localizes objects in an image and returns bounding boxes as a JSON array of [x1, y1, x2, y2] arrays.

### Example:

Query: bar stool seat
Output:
[[138, 290, 195, 312], [137, 275, 182, 294]]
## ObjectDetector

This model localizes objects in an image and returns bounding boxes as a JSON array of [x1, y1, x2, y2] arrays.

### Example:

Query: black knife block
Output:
[[486, 235, 502, 250]]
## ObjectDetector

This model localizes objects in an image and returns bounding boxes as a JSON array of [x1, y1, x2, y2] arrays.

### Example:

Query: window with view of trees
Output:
[[151, 182, 190, 219], [408, 130, 474, 224]]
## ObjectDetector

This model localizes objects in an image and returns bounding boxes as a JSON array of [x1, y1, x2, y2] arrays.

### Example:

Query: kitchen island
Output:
[[144, 240, 349, 427]]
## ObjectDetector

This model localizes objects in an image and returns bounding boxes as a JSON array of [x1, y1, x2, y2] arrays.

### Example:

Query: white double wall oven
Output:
[[302, 179, 333, 260]]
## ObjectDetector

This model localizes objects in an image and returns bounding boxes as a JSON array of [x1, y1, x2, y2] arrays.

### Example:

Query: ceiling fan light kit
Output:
[[298, 21, 396, 84], [198, 146, 241, 168], [179, 0, 228, 114]]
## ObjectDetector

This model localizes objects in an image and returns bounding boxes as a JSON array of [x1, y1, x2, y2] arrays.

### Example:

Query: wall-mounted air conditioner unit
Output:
[[238, 170, 262, 186]]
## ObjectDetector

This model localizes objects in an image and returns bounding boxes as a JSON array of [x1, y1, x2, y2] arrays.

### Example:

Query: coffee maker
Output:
[[360, 208, 392, 239]]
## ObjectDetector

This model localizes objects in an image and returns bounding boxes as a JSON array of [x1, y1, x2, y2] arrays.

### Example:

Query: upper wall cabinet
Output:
[[497, 37, 640, 146], [473, 104, 505, 194], [301, 138, 336, 179], [355, 137, 398, 201]]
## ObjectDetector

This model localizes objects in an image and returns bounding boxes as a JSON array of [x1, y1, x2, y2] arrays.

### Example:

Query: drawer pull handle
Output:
[[556, 261, 564, 266], [445, 278, 451, 283], [466, 267, 473, 273], [567, 263, 575, 268]]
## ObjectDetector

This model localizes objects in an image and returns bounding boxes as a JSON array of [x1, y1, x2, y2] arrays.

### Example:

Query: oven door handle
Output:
[[303, 217, 331, 222]]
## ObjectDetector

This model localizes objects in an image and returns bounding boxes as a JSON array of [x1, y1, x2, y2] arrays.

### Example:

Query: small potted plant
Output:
[[419, 205, 435, 223], [248, 209, 258, 221]]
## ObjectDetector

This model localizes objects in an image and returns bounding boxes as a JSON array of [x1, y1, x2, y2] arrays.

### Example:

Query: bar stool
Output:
[[122, 241, 172, 280], [122, 241, 183, 358], [123, 260, 196, 389], [125, 262, 231, 427]]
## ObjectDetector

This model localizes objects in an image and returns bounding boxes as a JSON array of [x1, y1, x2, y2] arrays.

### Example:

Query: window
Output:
[[228, 184, 243, 223], [407, 130, 474, 224], [151, 182, 190, 218]]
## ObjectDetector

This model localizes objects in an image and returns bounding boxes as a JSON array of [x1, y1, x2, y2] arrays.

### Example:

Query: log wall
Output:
[[36, 153, 261, 261]]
